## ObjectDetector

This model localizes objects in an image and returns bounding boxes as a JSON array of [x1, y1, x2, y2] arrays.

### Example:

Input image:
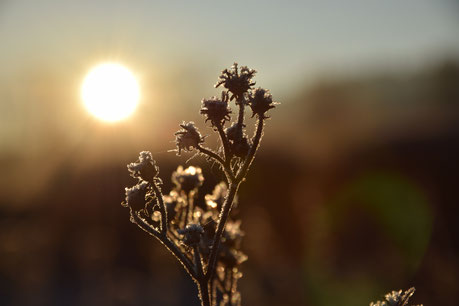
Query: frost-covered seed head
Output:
[[225, 122, 242, 141], [172, 166, 204, 193], [248, 87, 277, 118], [222, 220, 244, 248], [124, 181, 149, 211], [218, 220, 246, 267], [163, 190, 180, 223], [218, 248, 248, 268], [215, 63, 256, 101], [231, 136, 250, 158], [385, 290, 402, 305], [178, 223, 204, 246], [205, 182, 234, 211], [200, 91, 231, 125], [174, 122, 204, 155], [127, 151, 159, 182], [370, 287, 417, 306]]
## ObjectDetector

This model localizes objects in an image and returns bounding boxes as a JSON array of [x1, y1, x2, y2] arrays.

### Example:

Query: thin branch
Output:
[[197, 145, 235, 182], [194, 246, 211, 306], [130, 210, 198, 280], [205, 183, 239, 281], [198, 281, 211, 306], [183, 192, 194, 225], [197, 145, 226, 165], [193, 246, 204, 279], [236, 97, 245, 134], [229, 269, 234, 306], [236, 117, 264, 181], [151, 182, 168, 234], [215, 122, 231, 165], [211, 278, 218, 306]]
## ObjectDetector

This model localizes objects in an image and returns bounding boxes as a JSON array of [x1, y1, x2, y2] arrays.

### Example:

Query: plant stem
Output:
[[198, 281, 211, 306], [193, 246, 204, 278], [204, 118, 264, 298], [150, 182, 168, 234], [236, 97, 245, 134], [215, 122, 231, 165], [130, 211, 197, 280], [183, 192, 194, 225], [197, 145, 235, 182], [205, 182, 240, 281], [197, 145, 226, 165], [192, 245, 209, 306], [237, 117, 264, 181]]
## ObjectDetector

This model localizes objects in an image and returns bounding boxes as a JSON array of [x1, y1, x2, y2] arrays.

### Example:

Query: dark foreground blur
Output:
[[1, 61, 458, 305]]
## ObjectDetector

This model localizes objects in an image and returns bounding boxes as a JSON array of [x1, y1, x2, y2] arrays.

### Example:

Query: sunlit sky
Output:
[[1, 0, 458, 131], [0, 1, 458, 151], [0, 0, 458, 202]]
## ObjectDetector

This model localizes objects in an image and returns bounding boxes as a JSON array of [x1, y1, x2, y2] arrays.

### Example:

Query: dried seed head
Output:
[[370, 287, 418, 306], [231, 136, 250, 158], [172, 166, 204, 193], [178, 223, 204, 246], [174, 122, 204, 155], [200, 91, 231, 125], [218, 248, 248, 268], [219, 220, 247, 267], [385, 290, 402, 305], [248, 87, 277, 118], [215, 63, 256, 101], [127, 151, 159, 182], [225, 122, 242, 141], [205, 182, 234, 211], [163, 190, 180, 223], [124, 181, 149, 211]]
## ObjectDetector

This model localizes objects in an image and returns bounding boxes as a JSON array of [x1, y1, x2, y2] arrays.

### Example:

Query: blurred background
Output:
[[1, 0, 459, 305]]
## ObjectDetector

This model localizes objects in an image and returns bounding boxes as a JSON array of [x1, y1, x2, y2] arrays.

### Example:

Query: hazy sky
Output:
[[1, 0, 458, 88], [1, 0, 458, 150], [0, 0, 458, 202]]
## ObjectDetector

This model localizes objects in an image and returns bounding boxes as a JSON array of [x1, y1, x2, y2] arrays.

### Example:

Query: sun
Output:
[[81, 62, 140, 122]]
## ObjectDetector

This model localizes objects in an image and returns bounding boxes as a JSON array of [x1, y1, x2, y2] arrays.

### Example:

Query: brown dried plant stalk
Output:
[[121, 63, 277, 306]]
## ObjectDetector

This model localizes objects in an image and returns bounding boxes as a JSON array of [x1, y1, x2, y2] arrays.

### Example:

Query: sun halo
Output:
[[81, 62, 140, 122]]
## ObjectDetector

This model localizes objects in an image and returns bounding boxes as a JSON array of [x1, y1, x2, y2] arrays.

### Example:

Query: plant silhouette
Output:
[[122, 63, 277, 306]]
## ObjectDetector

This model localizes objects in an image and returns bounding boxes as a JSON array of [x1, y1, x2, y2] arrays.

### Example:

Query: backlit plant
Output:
[[370, 287, 422, 306], [122, 63, 277, 306]]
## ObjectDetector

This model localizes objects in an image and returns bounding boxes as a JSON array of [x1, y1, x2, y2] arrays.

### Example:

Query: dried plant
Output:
[[370, 287, 422, 306], [121, 63, 277, 306]]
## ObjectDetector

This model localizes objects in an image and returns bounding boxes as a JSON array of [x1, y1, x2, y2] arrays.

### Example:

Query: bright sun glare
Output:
[[81, 63, 140, 122]]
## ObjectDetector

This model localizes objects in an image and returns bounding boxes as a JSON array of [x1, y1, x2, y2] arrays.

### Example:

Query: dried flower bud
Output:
[[222, 220, 244, 249], [200, 91, 231, 125], [231, 136, 250, 158], [225, 122, 250, 158], [174, 122, 204, 155], [205, 182, 233, 211], [172, 166, 204, 193], [178, 223, 204, 246], [127, 151, 159, 182], [124, 181, 149, 211], [385, 290, 402, 305], [215, 63, 256, 101], [225, 122, 242, 141], [248, 87, 277, 118], [218, 220, 246, 267], [163, 190, 180, 223], [218, 248, 248, 267], [370, 287, 418, 306]]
